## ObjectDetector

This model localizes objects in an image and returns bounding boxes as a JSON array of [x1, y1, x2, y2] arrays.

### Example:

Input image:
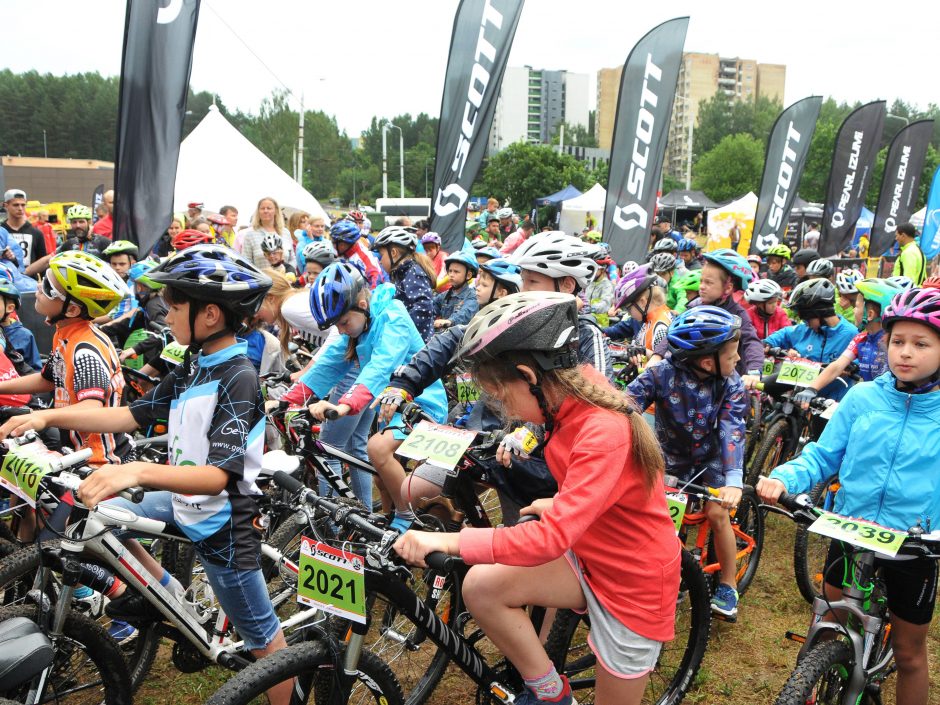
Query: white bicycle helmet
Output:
[[744, 278, 784, 304], [260, 231, 283, 253], [372, 225, 418, 251], [496, 207, 513, 220], [886, 275, 914, 291], [509, 231, 598, 289], [302, 240, 338, 267], [835, 268, 862, 295], [648, 252, 677, 274], [806, 257, 834, 278], [621, 261, 640, 276]]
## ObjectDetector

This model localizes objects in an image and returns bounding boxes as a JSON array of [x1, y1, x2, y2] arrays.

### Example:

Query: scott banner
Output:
[[113, 0, 200, 255], [430, 0, 524, 254], [869, 119, 935, 256], [919, 165, 940, 260], [750, 96, 822, 254], [818, 100, 886, 256], [602, 17, 689, 265]]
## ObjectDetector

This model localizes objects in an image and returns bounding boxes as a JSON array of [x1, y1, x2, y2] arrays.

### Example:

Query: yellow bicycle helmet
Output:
[[48, 251, 128, 318], [66, 204, 93, 221]]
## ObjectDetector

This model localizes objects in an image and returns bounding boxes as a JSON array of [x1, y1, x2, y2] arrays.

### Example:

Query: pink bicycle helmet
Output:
[[421, 232, 442, 246], [882, 287, 940, 335], [614, 263, 657, 308]]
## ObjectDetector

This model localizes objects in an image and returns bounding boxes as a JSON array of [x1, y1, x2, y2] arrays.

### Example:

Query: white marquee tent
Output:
[[558, 183, 607, 235], [174, 105, 329, 226]]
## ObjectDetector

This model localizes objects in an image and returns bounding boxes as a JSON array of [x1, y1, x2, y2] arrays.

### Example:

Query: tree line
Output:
[[1, 69, 937, 217]]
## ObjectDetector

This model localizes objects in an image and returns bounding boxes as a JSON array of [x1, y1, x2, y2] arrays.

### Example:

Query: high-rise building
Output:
[[597, 53, 786, 183], [488, 66, 589, 154]]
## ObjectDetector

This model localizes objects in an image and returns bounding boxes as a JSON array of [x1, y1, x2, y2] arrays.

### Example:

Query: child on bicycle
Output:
[[0, 245, 293, 705], [758, 286, 940, 705], [0, 276, 41, 371], [611, 264, 673, 367], [371, 225, 437, 341], [744, 278, 789, 339], [432, 251, 479, 330], [627, 306, 747, 620], [282, 262, 448, 511], [395, 292, 681, 705]]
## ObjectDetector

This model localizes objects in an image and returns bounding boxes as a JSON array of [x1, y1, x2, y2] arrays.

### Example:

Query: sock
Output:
[[159, 570, 184, 597], [395, 509, 417, 523], [524, 665, 565, 701]]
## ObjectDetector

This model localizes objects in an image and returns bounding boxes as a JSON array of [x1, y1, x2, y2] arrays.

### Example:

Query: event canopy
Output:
[[658, 190, 718, 209], [174, 105, 329, 226], [705, 192, 758, 253], [558, 183, 606, 235], [534, 184, 582, 207]]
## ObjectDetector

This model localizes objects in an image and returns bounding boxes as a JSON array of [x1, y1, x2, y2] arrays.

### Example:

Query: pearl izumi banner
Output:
[[750, 96, 822, 255], [113, 0, 200, 256], [430, 0, 525, 254], [818, 100, 886, 257], [601, 17, 689, 265], [868, 119, 935, 257]]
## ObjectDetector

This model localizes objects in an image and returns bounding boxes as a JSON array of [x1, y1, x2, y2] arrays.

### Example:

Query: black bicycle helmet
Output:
[[787, 278, 836, 317], [791, 248, 819, 267]]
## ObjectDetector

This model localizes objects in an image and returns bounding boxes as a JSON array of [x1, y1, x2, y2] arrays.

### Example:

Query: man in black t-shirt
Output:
[[2, 189, 48, 276]]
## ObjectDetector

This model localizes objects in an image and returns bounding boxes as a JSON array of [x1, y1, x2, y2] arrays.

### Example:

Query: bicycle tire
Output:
[[545, 549, 711, 705], [774, 640, 856, 705], [793, 475, 840, 605], [705, 485, 765, 597], [0, 603, 133, 705], [749, 417, 791, 484], [206, 641, 404, 705], [0, 543, 161, 692]]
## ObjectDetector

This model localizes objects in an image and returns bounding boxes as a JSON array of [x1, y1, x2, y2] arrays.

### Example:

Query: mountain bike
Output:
[[764, 490, 940, 705], [792, 474, 840, 604]]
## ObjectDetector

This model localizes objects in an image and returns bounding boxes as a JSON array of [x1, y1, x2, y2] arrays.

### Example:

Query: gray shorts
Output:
[[565, 551, 663, 679]]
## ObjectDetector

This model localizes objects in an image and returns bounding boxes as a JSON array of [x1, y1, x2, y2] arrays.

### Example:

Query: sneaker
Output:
[[514, 676, 577, 704], [73, 586, 106, 619], [711, 583, 739, 620], [105, 590, 160, 621], [107, 620, 138, 642]]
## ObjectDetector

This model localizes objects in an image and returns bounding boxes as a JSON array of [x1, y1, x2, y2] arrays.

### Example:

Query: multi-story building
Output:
[[488, 66, 589, 154], [597, 53, 786, 182]]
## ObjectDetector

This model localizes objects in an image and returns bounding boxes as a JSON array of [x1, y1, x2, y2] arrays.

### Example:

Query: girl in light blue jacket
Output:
[[759, 286, 940, 705]]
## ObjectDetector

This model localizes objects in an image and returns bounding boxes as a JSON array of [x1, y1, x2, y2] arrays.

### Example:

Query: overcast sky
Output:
[[6, 0, 939, 136]]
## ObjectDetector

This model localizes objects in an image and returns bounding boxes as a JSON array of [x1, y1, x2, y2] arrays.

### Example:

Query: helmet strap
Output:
[[525, 375, 556, 435], [47, 294, 76, 326], [895, 370, 940, 395]]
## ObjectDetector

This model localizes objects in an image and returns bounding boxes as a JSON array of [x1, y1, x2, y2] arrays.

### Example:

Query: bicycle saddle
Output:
[[0, 617, 54, 690]]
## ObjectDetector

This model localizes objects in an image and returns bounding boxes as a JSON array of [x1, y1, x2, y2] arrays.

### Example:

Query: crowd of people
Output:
[[0, 184, 938, 705]]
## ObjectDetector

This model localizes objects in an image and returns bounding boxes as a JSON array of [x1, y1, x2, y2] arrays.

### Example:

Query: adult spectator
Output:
[[500, 220, 535, 256], [33, 209, 57, 256], [484, 215, 501, 244], [655, 217, 682, 243], [56, 204, 111, 259], [2, 189, 47, 275], [91, 189, 114, 239], [218, 205, 239, 249], [241, 196, 292, 270], [185, 201, 203, 226], [892, 222, 927, 286], [802, 222, 820, 250], [496, 207, 514, 239]]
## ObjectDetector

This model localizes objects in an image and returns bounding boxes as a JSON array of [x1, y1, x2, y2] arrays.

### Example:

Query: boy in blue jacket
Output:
[[432, 251, 479, 330]]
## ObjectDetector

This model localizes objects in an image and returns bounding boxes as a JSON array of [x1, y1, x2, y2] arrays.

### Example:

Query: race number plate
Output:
[[455, 373, 481, 403], [665, 492, 688, 534], [777, 359, 821, 386], [762, 358, 776, 376], [808, 511, 906, 558], [0, 445, 56, 508], [297, 538, 366, 623], [397, 421, 477, 470]]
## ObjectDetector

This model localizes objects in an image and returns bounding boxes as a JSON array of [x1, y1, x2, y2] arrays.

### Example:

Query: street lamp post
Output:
[[424, 157, 435, 198]]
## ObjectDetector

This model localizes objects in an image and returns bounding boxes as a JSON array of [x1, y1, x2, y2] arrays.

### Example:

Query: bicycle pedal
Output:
[[785, 630, 806, 644], [712, 612, 737, 623]]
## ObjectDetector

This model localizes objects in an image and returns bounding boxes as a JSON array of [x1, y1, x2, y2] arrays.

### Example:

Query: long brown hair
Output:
[[261, 268, 301, 353], [388, 245, 437, 284], [472, 354, 664, 492]]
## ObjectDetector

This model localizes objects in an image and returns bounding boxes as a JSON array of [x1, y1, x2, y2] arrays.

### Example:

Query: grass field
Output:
[[135, 513, 940, 704]]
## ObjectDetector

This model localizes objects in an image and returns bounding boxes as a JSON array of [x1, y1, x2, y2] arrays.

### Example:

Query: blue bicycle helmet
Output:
[[667, 305, 742, 362], [0, 279, 20, 308], [475, 246, 502, 261], [444, 250, 479, 276], [480, 258, 522, 294], [702, 248, 754, 289], [330, 220, 363, 244], [677, 239, 697, 252], [128, 259, 162, 290], [309, 262, 367, 330]]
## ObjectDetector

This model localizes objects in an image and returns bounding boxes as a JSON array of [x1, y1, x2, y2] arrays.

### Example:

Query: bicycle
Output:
[[764, 489, 940, 705], [792, 474, 840, 605]]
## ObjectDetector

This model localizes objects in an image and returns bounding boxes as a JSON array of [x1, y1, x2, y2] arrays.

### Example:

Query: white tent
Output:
[[174, 105, 329, 226], [705, 192, 758, 253], [558, 183, 607, 235], [911, 206, 926, 229]]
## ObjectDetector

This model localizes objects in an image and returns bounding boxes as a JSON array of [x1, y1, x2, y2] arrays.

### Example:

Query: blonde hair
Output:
[[473, 355, 664, 492], [287, 211, 309, 233], [251, 196, 286, 233], [262, 269, 300, 353], [388, 245, 438, 284]]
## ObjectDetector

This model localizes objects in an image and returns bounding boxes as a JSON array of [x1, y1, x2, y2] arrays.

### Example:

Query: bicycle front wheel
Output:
[[206, 641, 404, 705], [793, 475, 839, 605], [774, 640, 856, 705]]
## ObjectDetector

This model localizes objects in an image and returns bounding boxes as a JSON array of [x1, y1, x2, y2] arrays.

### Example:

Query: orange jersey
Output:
[[41, 319, 131, 464]]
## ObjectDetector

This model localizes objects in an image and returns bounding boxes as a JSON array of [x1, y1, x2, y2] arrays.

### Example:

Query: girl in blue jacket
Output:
[[284, 263, 447, 507], [759, 286, 940, 705]]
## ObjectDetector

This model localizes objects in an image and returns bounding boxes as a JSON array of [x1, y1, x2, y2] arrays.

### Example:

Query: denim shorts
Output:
[[106, 491, 281, 650]]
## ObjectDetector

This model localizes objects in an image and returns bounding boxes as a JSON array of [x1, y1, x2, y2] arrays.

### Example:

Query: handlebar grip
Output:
[[425, 552, 462, 572], [753, 381, 765, 391], [273, 470, 305, 495], [324, 409, 340, 421], [776, 490, 812, 513], [119, 487, 145, 504], [516, 513, 541, 524]]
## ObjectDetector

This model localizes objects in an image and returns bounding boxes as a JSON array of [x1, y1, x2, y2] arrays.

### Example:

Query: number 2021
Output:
[[302, 565, 357, 603]]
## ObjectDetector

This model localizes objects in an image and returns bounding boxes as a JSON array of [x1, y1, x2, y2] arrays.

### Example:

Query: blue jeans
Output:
[[107, 492, 281, 650], [318, 364, 376, 506]]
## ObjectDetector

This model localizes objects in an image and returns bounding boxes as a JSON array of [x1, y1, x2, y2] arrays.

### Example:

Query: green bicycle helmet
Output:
[[765, 244, 791, 260], [66, 204, 93, 221], [855, 278, 907, 316], [103, 240, 139, 260], [674, 269, 702, 291]]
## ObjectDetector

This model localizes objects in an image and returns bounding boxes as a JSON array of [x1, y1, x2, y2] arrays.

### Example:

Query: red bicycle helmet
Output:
[[172, 229, 214, 251]]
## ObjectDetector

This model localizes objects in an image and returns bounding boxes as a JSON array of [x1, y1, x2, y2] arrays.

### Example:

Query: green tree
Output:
[[693, 93, 782, 157], [692, 133, 764, 202], [550, 121, 597, 148], [796, 98, 857, 203], [478, 142, 594, 213]]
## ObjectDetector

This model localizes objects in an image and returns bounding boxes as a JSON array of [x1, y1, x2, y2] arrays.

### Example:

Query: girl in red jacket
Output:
[[394, 292, 680, 705], [744, 278, 790, 338]]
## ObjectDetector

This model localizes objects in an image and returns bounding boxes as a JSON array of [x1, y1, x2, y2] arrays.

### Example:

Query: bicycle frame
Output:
[[679, 503, 758, 582], [35, 496, 320, 668]]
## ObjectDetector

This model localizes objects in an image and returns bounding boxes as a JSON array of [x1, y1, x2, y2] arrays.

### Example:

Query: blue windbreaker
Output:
[[763, 318, 858, 400], [770, 373, 940, 532], [300, 284, 447, 422]]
